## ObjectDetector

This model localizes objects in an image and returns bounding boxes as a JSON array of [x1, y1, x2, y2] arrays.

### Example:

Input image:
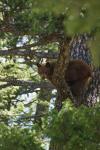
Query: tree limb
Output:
[[0, 77, 55, 90], [0, 49, 58, 59], [50, 36, 74, 110]]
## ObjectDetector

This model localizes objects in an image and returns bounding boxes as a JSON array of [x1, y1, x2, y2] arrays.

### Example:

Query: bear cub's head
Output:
[[37, 62, 55, 80]]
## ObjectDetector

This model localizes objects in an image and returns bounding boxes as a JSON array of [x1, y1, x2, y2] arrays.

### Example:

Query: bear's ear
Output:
[[36, 63, 41, 67], [45, 62, 51, 68]]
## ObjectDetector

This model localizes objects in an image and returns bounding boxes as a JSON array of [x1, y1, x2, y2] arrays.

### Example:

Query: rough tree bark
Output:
[[47, 36, 74, 110]]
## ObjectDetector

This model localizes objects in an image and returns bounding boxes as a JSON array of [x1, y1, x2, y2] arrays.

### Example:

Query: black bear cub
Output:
[[37, 60, 92, 96]]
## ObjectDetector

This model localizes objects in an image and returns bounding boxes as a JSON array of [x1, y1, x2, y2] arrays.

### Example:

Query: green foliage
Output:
[[89, 31, 100, 66], [0, 123, 44, 150], [44, 102, 100, 150]]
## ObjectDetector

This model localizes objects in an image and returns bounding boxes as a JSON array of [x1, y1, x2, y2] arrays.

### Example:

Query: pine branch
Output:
[[0, 77, 54, 90], [0, 49, 58, 59]]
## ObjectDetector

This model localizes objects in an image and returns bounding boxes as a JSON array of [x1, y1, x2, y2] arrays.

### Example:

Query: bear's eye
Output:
[[36, 63, 41, 67], [45, 62, 50, 68]]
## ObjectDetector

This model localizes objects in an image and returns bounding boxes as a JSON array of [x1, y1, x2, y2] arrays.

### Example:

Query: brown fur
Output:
[[37, 60, 92, 96]]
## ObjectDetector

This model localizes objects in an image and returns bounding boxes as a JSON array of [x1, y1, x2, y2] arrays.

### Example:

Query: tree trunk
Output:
[[49, 141, 64, 150]]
